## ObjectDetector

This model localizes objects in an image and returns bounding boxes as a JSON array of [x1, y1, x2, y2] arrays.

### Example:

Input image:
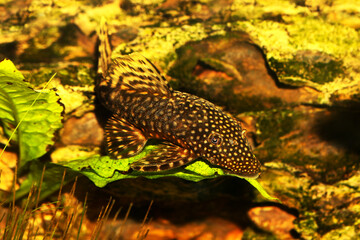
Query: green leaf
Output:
[[58, 145, 278, 201], [0, 59, 64, 166], [227, 174, 280, 202], [245, 178, 280, 202], [58, 145, 224, 187], [0, 59, 25, 81]]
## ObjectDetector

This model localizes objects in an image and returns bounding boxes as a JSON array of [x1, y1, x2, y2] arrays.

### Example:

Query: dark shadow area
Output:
[[75, 176, 256, 222], [309, 103, 360, 183], [67, 175, 299, 237], [0, 42, 18, 62], [93, 98, 112, 156], [314, 106, 360, 155]]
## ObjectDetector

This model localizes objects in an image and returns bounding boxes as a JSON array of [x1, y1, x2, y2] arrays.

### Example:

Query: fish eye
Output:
[[209, 133, 223, 146]]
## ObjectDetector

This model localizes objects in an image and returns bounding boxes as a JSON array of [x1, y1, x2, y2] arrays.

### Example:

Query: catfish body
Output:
[[97, 20, 260, 178]]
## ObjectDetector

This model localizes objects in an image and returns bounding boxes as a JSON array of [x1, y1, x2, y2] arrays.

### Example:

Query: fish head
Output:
[[199, 118, 261, 178]]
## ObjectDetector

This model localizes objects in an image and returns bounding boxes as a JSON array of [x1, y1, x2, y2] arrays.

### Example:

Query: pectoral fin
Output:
[[105, 115, 147, 159], [131, 143, 197, 172]]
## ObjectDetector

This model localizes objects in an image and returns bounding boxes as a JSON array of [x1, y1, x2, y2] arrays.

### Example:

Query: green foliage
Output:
[[0, 59, 64, 167]]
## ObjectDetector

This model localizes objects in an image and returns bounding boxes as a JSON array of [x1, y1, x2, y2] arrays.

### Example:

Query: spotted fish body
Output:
[[97, 20, 261, 178]]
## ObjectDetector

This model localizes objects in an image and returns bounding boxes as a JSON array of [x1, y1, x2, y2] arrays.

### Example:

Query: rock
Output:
[[61, 112, 104, 146], [248, 206, 297, 239], [169, 32, 318, 114], [0, 149, 18, 192], [99, 217, 243, 240]]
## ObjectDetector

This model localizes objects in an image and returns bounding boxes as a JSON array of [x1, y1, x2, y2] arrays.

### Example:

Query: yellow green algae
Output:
[[112, 23, 227, 71], [229, 2, 360, 106], [112, 24, 209, 68]]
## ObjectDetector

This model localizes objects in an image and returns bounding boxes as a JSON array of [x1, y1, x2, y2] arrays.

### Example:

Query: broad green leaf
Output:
[[58, 145, 277, 201], [0, 59, 25, 81], [0, 59, 64, 166], [59, 145, 225, 187]]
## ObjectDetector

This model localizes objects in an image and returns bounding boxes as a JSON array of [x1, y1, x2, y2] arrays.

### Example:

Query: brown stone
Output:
[[61, 112, 103, 146], [169, 32, 318, 113], [99, 217, 243, 240], [248, 206, 296, 239]]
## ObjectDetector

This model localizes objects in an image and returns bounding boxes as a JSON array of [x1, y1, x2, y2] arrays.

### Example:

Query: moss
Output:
[[19, 40, 65, 63], [242, 228, 277, 240], [269, 55, 345, 85], [24, 68, 58, 86], [294, 213, 320, 239], [22, 64, 95, 87], [57, 65, 95, 86], [295, 181, 360, 237], [319, 210, 359, 235], [255, 109, 299, 141], [234, 15, 359, 60], [286, 17, 359, 57], [112, 23, 217, 70]]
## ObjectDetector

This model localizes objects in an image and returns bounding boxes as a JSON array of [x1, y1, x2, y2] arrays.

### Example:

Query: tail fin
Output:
[[98, 17, 112, 78]]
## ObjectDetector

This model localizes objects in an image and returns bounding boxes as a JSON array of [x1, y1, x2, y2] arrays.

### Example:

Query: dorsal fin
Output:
[[97, 17, 112, 79], [101, 53, 172, 96]]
